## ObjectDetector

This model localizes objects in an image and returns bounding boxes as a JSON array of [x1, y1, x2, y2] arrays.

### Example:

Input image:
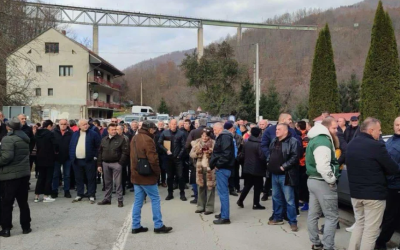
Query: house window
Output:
[[45, 43, 59, 53], [35, 88, 41, 96], [36, 66, 42, 72], [59, 66, 73, 76], [48, 88, 53, 96]]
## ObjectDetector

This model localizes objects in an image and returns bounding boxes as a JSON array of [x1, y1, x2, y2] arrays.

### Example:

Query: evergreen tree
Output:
[[238, 76, 256, 122], [181, 41, 243, 115], [294, 101, 309, 120], [158, 97, 170, 114], [259, 84, 281, 120], [360, 1, 400, 134], [308, 24, 339, 121], [339, 80, 350, 112]]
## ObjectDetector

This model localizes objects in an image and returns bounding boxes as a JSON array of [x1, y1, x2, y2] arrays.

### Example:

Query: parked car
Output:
[[124, 115, 144, 123]]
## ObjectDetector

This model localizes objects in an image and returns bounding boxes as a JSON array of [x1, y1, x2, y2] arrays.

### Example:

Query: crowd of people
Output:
[[1, 110, 400, 250]]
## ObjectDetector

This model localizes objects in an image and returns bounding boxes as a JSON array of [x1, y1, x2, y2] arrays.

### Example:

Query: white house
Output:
[[6, 28, 124, 121]]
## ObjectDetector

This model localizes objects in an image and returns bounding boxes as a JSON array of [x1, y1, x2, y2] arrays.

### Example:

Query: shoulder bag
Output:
[[133, 135, 153, 176]]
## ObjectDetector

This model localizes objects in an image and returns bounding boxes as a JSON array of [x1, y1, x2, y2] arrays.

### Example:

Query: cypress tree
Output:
[[308, 24, 339, 121], [158, 98, 170, 114], [360, 1, 400, 134]]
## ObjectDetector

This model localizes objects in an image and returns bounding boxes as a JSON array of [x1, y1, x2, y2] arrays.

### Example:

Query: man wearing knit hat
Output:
[[0, 117, 32, 237]]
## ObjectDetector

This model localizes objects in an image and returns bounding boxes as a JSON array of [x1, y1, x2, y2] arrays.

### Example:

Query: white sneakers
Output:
[[43, 197, 56, 203], [346, 223, 355, 232]]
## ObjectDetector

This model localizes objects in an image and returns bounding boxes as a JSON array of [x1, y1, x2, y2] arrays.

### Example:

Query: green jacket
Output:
[[305, 124, 339, 184], [0, 130, 31, 181]]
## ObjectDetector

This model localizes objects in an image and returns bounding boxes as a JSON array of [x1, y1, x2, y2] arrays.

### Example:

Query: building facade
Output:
[[6, 28, 123, 122]]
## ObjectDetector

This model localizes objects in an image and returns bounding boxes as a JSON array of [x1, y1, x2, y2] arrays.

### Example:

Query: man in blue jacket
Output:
[[375, 117, 400, 250], [69, 119, 101, 204]]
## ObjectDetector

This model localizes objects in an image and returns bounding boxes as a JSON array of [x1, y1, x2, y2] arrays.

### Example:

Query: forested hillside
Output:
[[121, 0, 400, 115]]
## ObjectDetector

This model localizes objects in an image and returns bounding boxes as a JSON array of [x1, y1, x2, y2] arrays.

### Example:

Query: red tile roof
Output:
[[313, 112, 360, 122]]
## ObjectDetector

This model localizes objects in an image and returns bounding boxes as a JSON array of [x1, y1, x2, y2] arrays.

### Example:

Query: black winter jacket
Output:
[[268, 134, 299, 186], [346, 132, 400, 200], [241, 136, 267, 176], [0, 130, 30, 181], [209, 130, 235, 170], [344, 125, 360, 143], [158, 129, 186, 158], [154, 129, 165, 155], [21, 124, 35, 153], [35, 129, 57, 167], [53, 127, 73, 163], [98, 134, 129, 167], [0, 122, 7, 142], [337, 130, 347, 166]]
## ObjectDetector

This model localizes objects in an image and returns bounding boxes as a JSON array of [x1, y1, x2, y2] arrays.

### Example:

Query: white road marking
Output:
[[112, 212, 132, 250]]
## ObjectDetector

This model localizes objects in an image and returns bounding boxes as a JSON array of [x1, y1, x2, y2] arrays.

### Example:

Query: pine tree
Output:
[[238, 76, 256, 122], [259, 85, 281, 120], [308, 24, 339, 121], [360, 1, 400, 134], [294, 101, 309, 120], [348, 74, 360, 112], [158, 98, 170, 114], [339, 80, 350, 112]]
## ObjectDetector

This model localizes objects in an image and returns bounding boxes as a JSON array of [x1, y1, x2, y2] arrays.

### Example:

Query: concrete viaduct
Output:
[[23, 2, 317, 58]]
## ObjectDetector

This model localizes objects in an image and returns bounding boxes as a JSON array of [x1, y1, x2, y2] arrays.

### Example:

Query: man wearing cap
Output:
[[131, 120, 173, 234], [210, 122, 235, 225], [0, 117, 32, 237], [97, 123, 129, 207], [344, 116, 360, 143]]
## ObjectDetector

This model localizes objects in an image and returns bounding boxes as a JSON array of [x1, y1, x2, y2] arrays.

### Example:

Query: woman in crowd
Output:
[[237, 127, 266, 210], [190, 128, 216, 215]]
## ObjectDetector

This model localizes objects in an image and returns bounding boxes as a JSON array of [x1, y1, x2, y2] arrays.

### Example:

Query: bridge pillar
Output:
[[197, 25, 204, 59], [93, 25, 99, 54], [237, 25, 242, 46]]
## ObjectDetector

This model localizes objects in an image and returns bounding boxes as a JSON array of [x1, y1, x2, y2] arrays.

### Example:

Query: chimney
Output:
[[62, 30, 66, 36]]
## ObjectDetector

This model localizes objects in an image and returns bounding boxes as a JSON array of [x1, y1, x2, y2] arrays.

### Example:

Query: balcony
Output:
[[88, 76, 121, 90], [87, 100, 121, 110]]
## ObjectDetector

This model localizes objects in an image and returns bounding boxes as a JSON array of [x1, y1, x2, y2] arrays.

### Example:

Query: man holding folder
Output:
[[158, 119, 187, 201]]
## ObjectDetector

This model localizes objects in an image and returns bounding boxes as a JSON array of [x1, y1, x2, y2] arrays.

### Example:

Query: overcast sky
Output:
[[42, 0, 362, 69]]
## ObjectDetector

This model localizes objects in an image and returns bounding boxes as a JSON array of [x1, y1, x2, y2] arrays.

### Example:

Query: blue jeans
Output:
[[272, 174, 297, 225], [132, 184, 163, 230], [216, 169, 231, 220], [52, 160, 71, 192], [192, 184, 198, 199]]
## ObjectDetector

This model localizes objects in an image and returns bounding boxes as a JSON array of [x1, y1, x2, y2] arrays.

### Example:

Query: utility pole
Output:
[[141, 77, 143, 106], [255, 43, 260, 123]]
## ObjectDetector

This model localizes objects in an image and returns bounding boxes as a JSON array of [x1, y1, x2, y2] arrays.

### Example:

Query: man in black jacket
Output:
[[158, 119, 187, 201], [0, 117, 32, 237], [347, 118, 400, 250], [209, 122, 235, 225], [226, 122, 243, 196], [155, 121, 167, 188], [97, 123, 129, 207], [267, 123, 299, 232], [344, 116, 360, 143], [52, 119, 73, 198]]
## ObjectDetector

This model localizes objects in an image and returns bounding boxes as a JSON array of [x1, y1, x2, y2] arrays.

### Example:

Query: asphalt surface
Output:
[[0, 174, 361, 250]]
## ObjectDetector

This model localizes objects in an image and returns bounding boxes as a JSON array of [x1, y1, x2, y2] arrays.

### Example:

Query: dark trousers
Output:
[[229, 160, 240, 191], [35, 166, 54, 195], [158, 154, 168, 184], [29, 155, 36, 173], [376, 189, 400, 248], [263, 172, 272, 194], [166, 156, 185, 194], [121, 164, 127, 195], [182, 156, 190, 183], [70, 165, 76, 189], [0, 176, 31, 230], [298, 166, 309, 203], [238, 175, 263, 206], [74, 159, 96, 197]]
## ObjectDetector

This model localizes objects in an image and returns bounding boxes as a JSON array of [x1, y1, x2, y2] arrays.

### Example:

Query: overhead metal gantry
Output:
[[22, 2, 317, 57]]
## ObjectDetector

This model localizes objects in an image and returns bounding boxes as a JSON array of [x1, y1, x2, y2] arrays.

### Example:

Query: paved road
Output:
[[0, 174, 356, 250]]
